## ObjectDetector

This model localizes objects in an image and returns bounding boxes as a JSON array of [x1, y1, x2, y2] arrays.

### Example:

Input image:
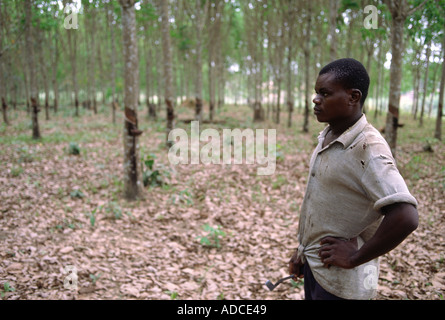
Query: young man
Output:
[[288, 58, 418, 300]]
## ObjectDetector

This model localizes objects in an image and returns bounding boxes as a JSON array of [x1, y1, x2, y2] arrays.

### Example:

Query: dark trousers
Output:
[[303, 263, 346, 300]]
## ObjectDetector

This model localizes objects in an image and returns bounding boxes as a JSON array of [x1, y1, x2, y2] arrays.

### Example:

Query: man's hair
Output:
[[319, 58, 370, 106]]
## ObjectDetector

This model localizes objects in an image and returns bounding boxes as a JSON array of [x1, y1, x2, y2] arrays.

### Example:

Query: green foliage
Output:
[[89, 273, 102, 285], [70, 188, 84, 199], [170, 188, 194, 206], [166, 290, 179, 300], [1, 282, 15, 298], [10, 166, 24, 177], [197, 224, 226, 249], [17, 145, 34, 163], [67, 142, 81, 155], [105, 201, 123, 220], [86, 205, 102, 227], [141, 153, 170, 187]]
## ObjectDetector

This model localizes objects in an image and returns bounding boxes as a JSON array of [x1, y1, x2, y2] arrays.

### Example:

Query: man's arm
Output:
[[318, 202, 418, 269]]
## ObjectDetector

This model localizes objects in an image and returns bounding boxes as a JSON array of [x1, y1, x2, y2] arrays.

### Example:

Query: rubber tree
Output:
[[120, 0, 143, 200]]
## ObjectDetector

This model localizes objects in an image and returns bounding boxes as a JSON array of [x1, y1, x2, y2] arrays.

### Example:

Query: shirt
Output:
[[296, 114, 418, 300]]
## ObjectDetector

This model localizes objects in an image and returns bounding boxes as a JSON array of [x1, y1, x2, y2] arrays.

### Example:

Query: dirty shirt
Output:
[[296, 114, 417, 300]]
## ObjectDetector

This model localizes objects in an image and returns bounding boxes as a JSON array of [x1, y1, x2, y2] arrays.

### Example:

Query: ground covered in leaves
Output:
[[0, 104, 444, 300]]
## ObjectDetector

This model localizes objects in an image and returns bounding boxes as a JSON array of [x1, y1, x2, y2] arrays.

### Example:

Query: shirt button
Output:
[[311, 172, 315, 177]]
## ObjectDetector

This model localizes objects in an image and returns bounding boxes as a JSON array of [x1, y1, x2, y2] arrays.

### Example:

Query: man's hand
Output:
[[318, 237, 359, 269], [317, 203, 418, 270], [288, 250, 304, 279]]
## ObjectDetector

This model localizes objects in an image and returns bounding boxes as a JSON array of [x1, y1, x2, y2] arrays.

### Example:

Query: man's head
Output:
[[313, 58, 369, 126], [318, 58, 370, 107]]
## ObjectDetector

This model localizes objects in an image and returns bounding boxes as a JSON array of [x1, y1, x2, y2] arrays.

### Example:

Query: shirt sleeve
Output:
[[361, 153, 418, 212]]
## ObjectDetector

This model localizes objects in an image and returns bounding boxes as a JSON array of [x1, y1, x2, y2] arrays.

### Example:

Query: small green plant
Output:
[[141, 153, 170, 187], [170, 189, 194, 206], [10, 166, 23, 177], [89, 273, 102, 285], [290, 278, 304, 289], [105, 201, 123, 220], [197, 224, 226, 248], [17, 145, 34, 163], [86, 205, 102, 227], [1, 282, 15, 298], [70, 188, 85, 199], [166, 290, 178, 300], [272, 174, 287, 190], [68, 142, 81, 155]]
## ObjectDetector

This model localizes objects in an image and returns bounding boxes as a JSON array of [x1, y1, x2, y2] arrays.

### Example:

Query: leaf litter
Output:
[[0, 109, 444, 300]]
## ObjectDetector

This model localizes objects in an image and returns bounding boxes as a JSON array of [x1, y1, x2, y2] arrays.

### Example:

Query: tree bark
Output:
[[52, 26, 59, 113], [329, 0, 339, 61], [107, 1, 117, 123], [120, 0, 143, 200], [25, 0, 41, 139], [144, 36, 156, 119], [419, 43, 431, 126], [384, 0, 428, 155], [303, 0, 312, 133], [434, 32, 445, 141], [159, 0, 175, 147], [65, 1, 79, 117], [192, 0, 208, 122], [0, 0, 9, 125], [37, 25, 50, 121]]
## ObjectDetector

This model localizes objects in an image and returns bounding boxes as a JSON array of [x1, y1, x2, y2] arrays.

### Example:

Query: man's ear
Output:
[[349, 89, 362, 105]]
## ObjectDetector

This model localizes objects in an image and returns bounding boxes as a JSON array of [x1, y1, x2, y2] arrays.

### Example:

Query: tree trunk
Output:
[[37, 26, 50, 121], [1, 97, 8, 125], [384, 3, 404, 155], [0, 0, 8, 125], [384, 0, 428, 154], [428, 58, 439, 118], [374, 38, 384, 119], [286, 0, 295, 128], [419, 43, 431, 127], [303, 0, 312, 133], [52, 27, 59, 113], [89, 6, 97, 114], [25, 0, 41, 139], [107, 1, 117, 123], [159, 0, 175, 147], [329, 0, 339, 61], [120, 0, 143, 200], [435, 32, 445, 141], [66, 4, 79, 117], [145, 37, 156, 119], [193, 0, 207, 122], [412, 62, 420, 119]]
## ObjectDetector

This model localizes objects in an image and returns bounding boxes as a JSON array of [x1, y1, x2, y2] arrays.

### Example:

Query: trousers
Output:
[[303, 263, 346, 300]]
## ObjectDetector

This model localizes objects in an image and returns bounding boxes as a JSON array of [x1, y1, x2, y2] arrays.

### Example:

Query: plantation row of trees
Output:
[[0, 0, 444, 199]]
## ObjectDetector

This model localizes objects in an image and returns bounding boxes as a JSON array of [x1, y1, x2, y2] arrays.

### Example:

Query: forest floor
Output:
[[0, 103, 444, 300]]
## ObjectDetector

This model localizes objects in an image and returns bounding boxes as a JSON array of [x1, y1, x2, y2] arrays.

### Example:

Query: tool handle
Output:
[[274, 275, 295, 286]]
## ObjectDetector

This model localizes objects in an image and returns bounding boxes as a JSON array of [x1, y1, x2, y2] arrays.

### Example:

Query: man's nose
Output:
[[313, 95, 321, 104]]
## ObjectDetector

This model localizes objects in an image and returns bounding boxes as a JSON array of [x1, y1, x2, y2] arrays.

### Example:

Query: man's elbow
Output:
[[401, 204, 419, 234], [382, 202, 419, 234]]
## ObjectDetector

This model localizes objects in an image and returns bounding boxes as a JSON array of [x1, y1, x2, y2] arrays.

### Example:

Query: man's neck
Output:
[[328, 112, 363, 137]]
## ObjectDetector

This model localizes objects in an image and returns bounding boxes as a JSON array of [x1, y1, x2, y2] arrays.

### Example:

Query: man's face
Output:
[[313, 72, 354, 124]]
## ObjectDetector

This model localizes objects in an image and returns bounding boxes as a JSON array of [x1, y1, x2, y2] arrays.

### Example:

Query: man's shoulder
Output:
[[360, 123, 391, 150], [348, 123, 394, 162]]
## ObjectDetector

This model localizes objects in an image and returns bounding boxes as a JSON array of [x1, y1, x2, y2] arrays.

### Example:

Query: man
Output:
[[288, 58, 418, 300]]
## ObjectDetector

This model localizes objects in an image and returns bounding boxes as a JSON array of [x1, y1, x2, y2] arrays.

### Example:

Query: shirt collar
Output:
[[318, 114, 368, 149]]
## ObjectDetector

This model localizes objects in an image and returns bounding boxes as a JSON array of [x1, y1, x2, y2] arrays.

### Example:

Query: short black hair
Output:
[[319, 58, 370, 106]]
